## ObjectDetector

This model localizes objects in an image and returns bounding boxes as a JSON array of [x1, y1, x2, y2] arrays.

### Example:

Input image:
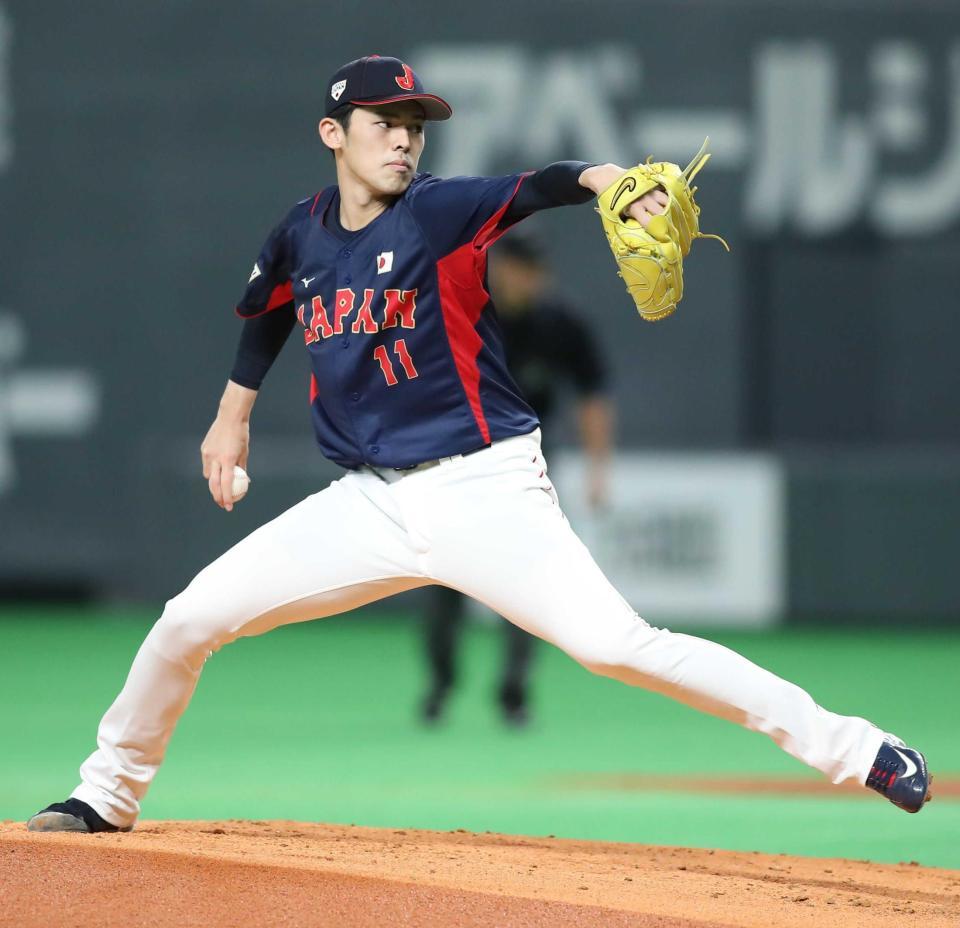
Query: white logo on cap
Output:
[[248, 263, 262, 283], [331, 79, 347, 102]]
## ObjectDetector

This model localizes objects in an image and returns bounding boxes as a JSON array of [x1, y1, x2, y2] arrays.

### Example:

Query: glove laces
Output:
[[681, 137, 730, 252]]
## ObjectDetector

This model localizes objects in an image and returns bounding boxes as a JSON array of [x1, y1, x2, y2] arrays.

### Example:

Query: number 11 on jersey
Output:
[[374, 339, 419, 386]]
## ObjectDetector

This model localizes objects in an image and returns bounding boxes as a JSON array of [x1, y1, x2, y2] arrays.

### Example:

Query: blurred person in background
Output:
[[421, 232, 614, 727]]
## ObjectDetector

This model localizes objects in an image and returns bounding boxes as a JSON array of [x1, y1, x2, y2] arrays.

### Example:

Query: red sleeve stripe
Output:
[[266, 280, 294, 311], [234, 280, 294, 319], [473, 172, 534, 251], [436, 242, 491, 445], [432, 174, 537, 444]]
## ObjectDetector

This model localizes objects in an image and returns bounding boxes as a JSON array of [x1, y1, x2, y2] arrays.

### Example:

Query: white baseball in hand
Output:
[[231, 465, 250, 501]]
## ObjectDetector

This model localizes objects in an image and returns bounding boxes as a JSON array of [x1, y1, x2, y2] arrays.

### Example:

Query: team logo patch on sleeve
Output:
[[377, 251, 394, 274], [331, 79, 347, 102], [249, 263, 262, 283]]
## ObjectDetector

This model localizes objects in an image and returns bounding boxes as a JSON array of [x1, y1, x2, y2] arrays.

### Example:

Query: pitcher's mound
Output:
[[2, 820, 958, 927]]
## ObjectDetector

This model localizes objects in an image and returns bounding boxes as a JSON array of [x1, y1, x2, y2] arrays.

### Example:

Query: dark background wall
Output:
[[1, 0, 958, 616]]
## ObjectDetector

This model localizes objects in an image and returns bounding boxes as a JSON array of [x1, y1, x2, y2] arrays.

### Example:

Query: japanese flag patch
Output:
[[377, 251, 394, 274], [331, 79, 347, 102]]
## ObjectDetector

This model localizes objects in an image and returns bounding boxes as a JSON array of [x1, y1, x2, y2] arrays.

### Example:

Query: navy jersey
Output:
[[237, 173, 541, 469]]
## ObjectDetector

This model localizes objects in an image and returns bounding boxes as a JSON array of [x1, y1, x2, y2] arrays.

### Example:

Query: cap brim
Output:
[[350, 93, 452, 121]]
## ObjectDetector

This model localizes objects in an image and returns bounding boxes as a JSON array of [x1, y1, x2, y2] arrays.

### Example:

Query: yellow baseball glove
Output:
[[596, 138, 729, 322]]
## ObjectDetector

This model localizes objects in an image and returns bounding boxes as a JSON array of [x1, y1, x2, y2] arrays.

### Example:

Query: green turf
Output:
[[1, 607, 957, 868]]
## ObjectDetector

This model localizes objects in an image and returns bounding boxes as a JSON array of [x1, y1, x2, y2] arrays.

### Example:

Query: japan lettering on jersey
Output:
[[236, 173, 540, 469]]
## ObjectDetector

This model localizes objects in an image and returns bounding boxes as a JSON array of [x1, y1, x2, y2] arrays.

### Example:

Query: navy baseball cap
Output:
[[325, 55, 452, 121]]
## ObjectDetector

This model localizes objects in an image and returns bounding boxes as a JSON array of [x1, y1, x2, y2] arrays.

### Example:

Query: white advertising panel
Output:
[[549, 452, 785, 627]]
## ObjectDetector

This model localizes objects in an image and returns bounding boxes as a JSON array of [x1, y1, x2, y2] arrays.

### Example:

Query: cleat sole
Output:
[[27, 811, 91, 833]]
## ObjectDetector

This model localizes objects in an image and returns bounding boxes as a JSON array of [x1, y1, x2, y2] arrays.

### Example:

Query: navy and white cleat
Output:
[[27, 798, 132, 833], [866, 737, 933, 813]]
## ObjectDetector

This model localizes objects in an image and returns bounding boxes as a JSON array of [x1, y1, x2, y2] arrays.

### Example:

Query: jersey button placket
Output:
[[336, 248, 365, 456], [340, 248, 353, 348]]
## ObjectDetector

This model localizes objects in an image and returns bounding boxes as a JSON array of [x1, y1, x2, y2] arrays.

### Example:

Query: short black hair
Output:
[[325, 104, 358, 158], [328, 103, 358, 131]]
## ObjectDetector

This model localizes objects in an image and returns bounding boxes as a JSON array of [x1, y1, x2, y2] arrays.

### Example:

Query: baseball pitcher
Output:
[[29, 56, 930, 833]]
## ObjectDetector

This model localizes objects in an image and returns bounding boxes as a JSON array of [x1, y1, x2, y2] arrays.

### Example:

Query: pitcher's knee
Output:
[[566, 619, 663, 679], [578, 653, 629, 679], [567, 632, 635, 677], [149, 587, 236, 668]]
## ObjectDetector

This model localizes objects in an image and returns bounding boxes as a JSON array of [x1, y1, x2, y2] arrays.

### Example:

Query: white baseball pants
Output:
[[72, 429, 885, 827]]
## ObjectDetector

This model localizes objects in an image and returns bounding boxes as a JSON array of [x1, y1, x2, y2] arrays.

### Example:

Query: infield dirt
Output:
[[2, 821, 959, 927]]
